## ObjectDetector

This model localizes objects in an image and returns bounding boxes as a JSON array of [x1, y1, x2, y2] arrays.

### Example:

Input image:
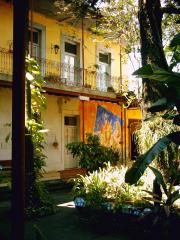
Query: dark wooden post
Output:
[[11, 0, 28, 239]]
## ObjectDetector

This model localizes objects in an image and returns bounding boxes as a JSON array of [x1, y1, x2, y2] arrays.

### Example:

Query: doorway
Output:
[[64, 116, 79, 169], [128, 119, 141, 161]]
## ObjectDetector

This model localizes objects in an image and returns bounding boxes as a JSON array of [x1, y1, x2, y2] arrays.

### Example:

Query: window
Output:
[[62, 38, 80, 85], [64, 116, 77, 126], [99, 52, 111, 64], [65, 42, 77, 55], [28, 28, 41, 60]]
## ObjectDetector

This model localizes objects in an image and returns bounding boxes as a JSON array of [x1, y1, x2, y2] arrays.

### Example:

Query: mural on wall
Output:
[[94, 105, 123, 148], [80, 101, 123, 149]]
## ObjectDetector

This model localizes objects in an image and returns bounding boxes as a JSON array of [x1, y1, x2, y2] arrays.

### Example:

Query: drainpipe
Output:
[[119, 41, 122, 93], [11, 0, 28, 239], [81, 17, 85, 142], [119, 38, 124, 164], [81, 17, 85, 86]]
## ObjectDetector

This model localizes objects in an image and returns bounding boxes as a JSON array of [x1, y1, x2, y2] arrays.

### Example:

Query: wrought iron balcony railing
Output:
[[0, 48, 124, 93]]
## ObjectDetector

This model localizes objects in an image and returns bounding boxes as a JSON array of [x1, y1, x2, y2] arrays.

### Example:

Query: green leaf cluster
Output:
[[143, 166, 180, 214], [73, 163, 153, 211], [25, 57, 54, 217], [66, 133, 120, 172]]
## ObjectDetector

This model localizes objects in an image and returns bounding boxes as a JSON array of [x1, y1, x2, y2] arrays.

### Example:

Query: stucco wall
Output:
[[0, 0, 127, 81], [0, 87, 80, 171], [0, 88, 12, 160], [42, 94, 80, 171], [0, 86, 142, 168]]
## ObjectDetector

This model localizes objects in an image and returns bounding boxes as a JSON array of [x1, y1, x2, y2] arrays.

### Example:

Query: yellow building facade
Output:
[[0, 0, 141, 179]]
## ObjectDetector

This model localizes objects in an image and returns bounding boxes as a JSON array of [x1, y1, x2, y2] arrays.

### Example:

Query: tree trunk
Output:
[[138, 0, 168, 116], [138, 0, 169, 204]]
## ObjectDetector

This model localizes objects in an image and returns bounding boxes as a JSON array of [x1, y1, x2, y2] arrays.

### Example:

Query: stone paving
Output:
[[0, 189, 130, 240]]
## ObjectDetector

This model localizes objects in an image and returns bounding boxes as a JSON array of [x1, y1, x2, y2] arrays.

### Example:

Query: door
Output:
[[98, 63, 108, 91], [97, 52, 111, 91], [64, 116, 79, 169], [64, 54, 76, 84], [62, 41, 79, 85]]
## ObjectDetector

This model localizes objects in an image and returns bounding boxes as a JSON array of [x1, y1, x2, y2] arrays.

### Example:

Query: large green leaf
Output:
[[167, 189, 180, 205], [143, 190, 160, 198], [162, 112, 177, 120], [148, 97, 174, 112], [133, 65, 180, 86], [133, 64, 153, 76], [149, 166, 168, 195], [143, 196, 162, 203], [169, 33, 180, 48], [125, 131, 180, 185]]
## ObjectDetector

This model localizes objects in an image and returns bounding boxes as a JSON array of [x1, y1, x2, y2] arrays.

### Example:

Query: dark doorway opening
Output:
[[128, 119, 141, 161]]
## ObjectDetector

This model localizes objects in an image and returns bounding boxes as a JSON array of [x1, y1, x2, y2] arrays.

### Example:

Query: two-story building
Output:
[[0, 0, 142, 179]]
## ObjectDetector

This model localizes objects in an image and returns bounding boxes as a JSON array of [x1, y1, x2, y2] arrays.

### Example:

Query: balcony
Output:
[[0, 48, 125, 94]]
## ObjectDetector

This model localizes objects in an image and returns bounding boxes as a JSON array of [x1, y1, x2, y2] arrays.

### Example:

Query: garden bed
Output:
[[74, 202, 180, 240], [72, 163, 180, 240]]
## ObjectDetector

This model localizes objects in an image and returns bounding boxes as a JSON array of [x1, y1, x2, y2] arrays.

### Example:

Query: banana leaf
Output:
[[166, 189, 180, 205], [149, 166, 168, 195], [133, 64, 180, 86], [169, 33, 180, 48], [143, 190, 160, 198], [125, 131, 180, 185], [148, 97, 175, 112], [143, 197, 162, 203]]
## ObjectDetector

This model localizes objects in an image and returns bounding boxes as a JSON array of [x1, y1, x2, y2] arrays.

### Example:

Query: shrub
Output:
[[66, 133, 120, 172], [73, 163, 153, 211]]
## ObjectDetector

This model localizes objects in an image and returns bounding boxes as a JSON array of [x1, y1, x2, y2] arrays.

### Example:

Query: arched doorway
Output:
[[128, 119, 141, 161]]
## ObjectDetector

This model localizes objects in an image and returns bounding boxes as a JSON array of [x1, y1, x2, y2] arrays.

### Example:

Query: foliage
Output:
[[73, 163, 153, 211], [25, 57, 54, 217], [95, 0, 139, 52], [25, 57, 47, 178], [93, 0, 179, 53], [25, 181, 56, 219], [144, 166, 180, 216], [125, 33, 180, 185], [135, 117, 178, 154], [162, 2, 180, 45], [54, 0, 102, 18], [134, 117, 179, 180], [66, 133, 120, 172]]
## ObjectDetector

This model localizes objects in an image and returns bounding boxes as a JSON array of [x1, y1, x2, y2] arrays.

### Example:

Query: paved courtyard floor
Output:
[[0, 189, 130, 240]]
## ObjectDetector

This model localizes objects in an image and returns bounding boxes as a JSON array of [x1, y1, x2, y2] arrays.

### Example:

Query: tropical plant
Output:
[[25, 57, 54, 218], [144, 166, 180, 216], [135, 117, 179, 180], [73, 163, 153, 211], [66, 133, 120, 172], [125, 33, 180, 185]]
